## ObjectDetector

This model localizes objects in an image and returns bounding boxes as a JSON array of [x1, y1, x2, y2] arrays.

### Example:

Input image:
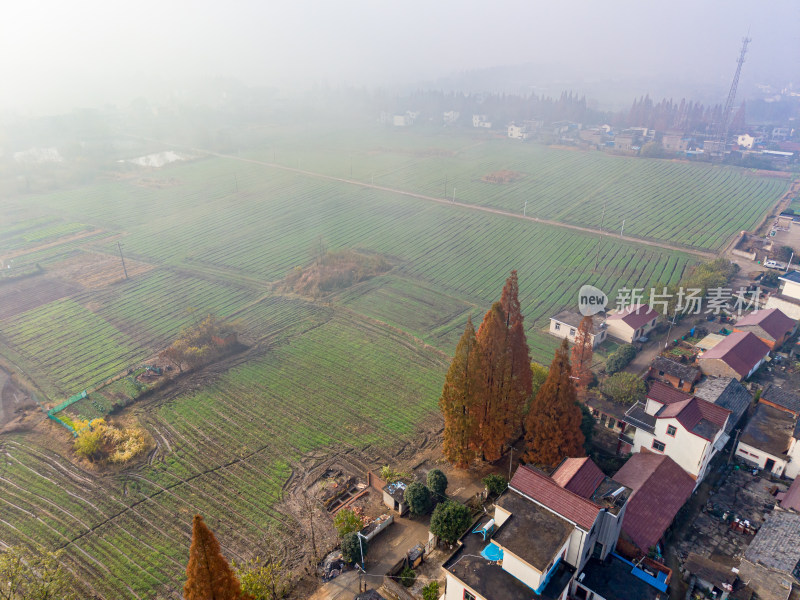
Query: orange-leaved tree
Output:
[[474, 302, 513, 462], [570, 315, 594, 398], [439, 316, 481, 467], [523, 339, 585, 467], [500, 270, 533, 437], [185, 514, 250, 600]]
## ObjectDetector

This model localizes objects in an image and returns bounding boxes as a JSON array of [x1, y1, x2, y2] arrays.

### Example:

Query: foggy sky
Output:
[[1, 0, 797, 115]]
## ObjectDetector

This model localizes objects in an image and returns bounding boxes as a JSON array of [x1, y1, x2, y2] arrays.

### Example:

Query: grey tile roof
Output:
[[761, 383, 800, 416], [651, 356, 701, 382], [740, 403, 795, 457], [624, 402, 656, 433], [550, 310, 605, 335], [694, 378, 753, 434], [744, 510, 800, 574]]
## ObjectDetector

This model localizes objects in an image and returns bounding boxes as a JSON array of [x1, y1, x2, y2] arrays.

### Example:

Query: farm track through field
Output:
[[0, 228, 107, 264], [125, 136, 717, 259]]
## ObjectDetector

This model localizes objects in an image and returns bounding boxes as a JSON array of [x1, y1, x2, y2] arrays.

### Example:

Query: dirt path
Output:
[[0, 228, 104, 265], [625, 319, 701, 377], [123, 134, 716, 260]]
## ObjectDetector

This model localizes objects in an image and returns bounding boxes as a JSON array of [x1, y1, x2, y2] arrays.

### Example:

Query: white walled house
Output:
[[548, 311, 607, 348], [735, 402, 800, 477], [507, 123, 529, 140], [440, 462, 675, 600], [605, 304, 659, 343], [624, 382, 731, 484], [472, 114, 492, 128]]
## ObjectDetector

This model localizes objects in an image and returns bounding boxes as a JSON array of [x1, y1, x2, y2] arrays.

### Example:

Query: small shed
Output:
[[382, 482, 409, 516], [695, 333, 726, 351]]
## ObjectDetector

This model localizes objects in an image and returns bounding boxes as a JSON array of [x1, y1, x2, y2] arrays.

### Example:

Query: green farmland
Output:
[[239, 126, 789, 251], [0, 128, 789, 598]]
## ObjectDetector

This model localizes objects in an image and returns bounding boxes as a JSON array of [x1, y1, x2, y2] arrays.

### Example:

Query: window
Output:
[[651, 318, 656, 326], [570, 328, 576, 336], [658, 370, 665, 376], [652, 440, 666, 452], [464, 591, 476, 600], [666, 425, 677, 437], [607, 418, 616, 429]]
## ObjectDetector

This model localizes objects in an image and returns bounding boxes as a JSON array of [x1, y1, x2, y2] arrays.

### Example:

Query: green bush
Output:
[[399, 566, 416, 587], [404, 482, 432, 516], [600, 372, 647, 405], [422, 581, 440, 600], [333, 508, 363, 538], [430, 500, 472, 544], [341, 532, 367, 565], [427, 469, 448, 498], [482, 473, 508, 497], [606, 344, 636, 374]]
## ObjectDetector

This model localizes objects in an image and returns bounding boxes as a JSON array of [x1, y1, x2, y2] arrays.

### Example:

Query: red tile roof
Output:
[[657, 396, 731, 441], [781, 476, 800, 513], [551, 457, 605, 499], [607, 304, 660, 330], [700, 331, 771, 379], [613, 454, 696, 552], [734, 308, 797, 342], [509, 464, 601, 530], [647, 380, 692, 406]]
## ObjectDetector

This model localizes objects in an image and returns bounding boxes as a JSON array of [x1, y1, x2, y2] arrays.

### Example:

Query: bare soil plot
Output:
[[48, 251, 154, 289], [482, 170, 525, 184], [0, 275, 81, 319]]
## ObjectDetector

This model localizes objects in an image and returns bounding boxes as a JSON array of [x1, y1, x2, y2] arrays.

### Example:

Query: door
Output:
[[765, 458, 776, 472]]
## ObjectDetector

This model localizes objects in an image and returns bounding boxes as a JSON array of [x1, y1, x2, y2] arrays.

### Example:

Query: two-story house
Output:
[[442, 462, 669, 600], [624, 382, 731, 484]]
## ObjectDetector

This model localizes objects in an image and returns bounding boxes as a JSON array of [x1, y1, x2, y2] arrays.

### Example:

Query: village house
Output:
[[732, 308, 797, 351], [765, 271, 800, 320], [624, 381, 731, 484], [760, 383, 800, 417], [738, 510, 800, 600], [442, 463, 668, 600], [696, 331, 770, 381], [605, 304, 659, 343], [648, 356, 701, 392], [507, 123, 529, 140], [443, 110, 460, 125], [472, 114, 491, 128], [612, 453, 696, 558], [736, 133, 765, 149], [613, 133, 639, 152], [779, 476, 800, 512], [548, 310, 607, 348], [661, 133, 689, 152], [735, 402, 800, 478], [682, 553, 740, 600]]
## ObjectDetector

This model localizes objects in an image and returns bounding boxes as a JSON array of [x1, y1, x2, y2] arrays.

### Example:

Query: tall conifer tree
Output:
[[184, 514, 248, 600], [523, 339, 585, 467], [474, 302, 512, 462], [439, 317, 480, 467], [500, 270, 533, 433], [571, 316, 594, 397]]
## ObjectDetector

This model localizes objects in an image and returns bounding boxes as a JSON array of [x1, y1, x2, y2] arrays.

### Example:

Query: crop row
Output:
[[0, 313, 447, 598], [240, 128, 787, 251]]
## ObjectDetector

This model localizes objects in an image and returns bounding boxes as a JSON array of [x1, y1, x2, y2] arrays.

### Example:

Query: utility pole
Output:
[[508, 448, 513, 480], [620, 219, 625, 238], [117, 241, 128, 280], [453, 187, 456, 203], [728, 428, 742, 464], [234, 173, 238, 194], [524, 200, 528, 217], [444, 174, 447, 199]]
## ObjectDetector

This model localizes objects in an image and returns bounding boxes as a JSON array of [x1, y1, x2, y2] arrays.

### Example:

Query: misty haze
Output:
[[1, 2, 799, 599]]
